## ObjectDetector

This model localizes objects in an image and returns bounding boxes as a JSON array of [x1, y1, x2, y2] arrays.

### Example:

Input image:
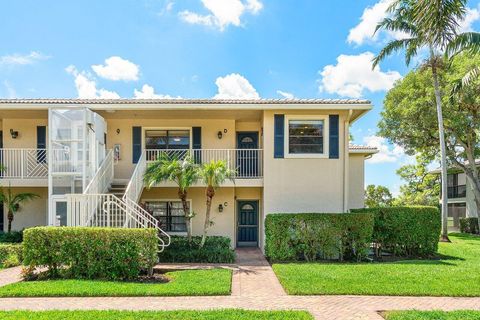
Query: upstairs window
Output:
[[145, 130, 190, 150], [285, 116, 327, 157]]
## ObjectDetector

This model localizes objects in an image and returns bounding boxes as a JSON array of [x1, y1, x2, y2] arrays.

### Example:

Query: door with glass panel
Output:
[[236, 132, 259, 178], [237, 200, 259, 247], [145, 130, 190, 161]]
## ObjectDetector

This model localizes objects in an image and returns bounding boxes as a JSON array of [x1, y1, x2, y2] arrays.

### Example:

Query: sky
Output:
[[1, 0, 479, 194]]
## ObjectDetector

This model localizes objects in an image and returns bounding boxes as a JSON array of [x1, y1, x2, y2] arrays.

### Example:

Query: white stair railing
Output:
[[123, 151, 171, 251]]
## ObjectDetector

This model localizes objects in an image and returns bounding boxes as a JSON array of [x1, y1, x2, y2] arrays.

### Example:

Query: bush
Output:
[[0, 244, 23, 267], [352, 206, 441, 257], [0, 231, 23, 243], [460, 217, 479, 234], [23, 227, 158, 280], [265, 213, 374, 262], [158, 236, 235, 263]]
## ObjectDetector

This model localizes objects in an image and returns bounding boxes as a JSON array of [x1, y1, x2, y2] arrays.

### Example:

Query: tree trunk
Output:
[[431, 55, 450, 242], [7, 209, 13, 233], [178, 190, 192, 242], [200, 186, 215, 248]]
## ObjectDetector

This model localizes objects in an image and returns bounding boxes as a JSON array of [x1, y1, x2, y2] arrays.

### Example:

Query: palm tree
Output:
[[0, 187, 38, 233], [373, 0, 479, 241], [144, 153, 198, 241], [198, 160, 235, 248]]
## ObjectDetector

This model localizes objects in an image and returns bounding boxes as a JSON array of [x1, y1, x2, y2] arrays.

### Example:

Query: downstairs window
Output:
[[144, 201, 187, 232]]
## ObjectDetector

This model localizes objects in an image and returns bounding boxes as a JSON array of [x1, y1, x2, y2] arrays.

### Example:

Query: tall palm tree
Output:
[[144, 153, 198, 241], [373, 0, 479, 241], [198, 160, 235, 248], [0, 187, 38, 233]]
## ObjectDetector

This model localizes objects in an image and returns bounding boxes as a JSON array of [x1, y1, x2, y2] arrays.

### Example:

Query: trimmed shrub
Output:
[[0, 244, 23, 267], [158, 236, 235, 263], [0, 231, 23, 243], [23, 227, 158, 280], [352, 206, 441, 257], [265, 213, 374, 262], [460, 217, 479, 234]]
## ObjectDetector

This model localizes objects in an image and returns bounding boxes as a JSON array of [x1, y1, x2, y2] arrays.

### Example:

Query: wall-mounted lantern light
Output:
[[10, 129, 18, 139], [217, 131, 223, 139], [116, 128, 120, 135], [218, 203, 224, 212]]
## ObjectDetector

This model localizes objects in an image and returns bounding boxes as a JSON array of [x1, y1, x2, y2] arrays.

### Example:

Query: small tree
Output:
[[365, 185, 393, 208], [0, 187, 39, 233], [144, 153, 198, 241], [198, 160, 234, 248]]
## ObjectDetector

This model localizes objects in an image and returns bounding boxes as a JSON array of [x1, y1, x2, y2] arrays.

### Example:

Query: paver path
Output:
[[0, 251, 480, 320]]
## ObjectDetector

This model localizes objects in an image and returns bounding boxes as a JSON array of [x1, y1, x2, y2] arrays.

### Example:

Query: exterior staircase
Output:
[[66, 149, 171, 252]]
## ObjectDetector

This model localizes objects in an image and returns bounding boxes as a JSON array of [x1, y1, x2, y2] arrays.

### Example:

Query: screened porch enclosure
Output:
[[48, 107, 107, 226]]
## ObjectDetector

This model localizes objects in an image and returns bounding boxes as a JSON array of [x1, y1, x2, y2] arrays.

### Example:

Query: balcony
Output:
[[145, 149, 263, 184], [447, 185, 467, 199], [0, 148, 48, 186]]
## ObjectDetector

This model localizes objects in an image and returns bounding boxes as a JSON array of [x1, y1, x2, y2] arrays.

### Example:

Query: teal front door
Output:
[[237, 201, 259, 247]]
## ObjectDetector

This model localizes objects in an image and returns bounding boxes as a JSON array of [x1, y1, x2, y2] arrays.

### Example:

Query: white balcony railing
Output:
[[0, 148, 48, 179], [145, 149, 263, 179]]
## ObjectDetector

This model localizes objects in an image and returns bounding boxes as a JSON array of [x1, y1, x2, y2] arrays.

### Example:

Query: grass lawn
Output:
[[384, 310, 480, 320], [273, 233, 480, 296], [0, 310, 313, 320], [0, 269, 232, 297]]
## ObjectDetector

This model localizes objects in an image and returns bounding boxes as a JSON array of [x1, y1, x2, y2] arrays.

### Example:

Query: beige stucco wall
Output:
[[2, 187, 48, 232], [262, 110, 348, 215], [106, 119, 263, 180], [140, 186, 263, 248], [466, 179, 478, 217], [1, 118, 48, 148], [348, 154, 366, 210]]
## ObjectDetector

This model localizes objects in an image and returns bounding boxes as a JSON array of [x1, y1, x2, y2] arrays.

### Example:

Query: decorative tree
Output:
[[365, 185, 394, 208], [0, 187, 39, 233]]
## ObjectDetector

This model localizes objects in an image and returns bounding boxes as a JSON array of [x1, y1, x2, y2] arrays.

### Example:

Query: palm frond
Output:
[[372, 38, 415, 68], [12, 193, 39, 206], [199, 160, 235, 189], [446, 32, 480, 57], [450, 65, 480, 97], [143, 153, 198, 190]]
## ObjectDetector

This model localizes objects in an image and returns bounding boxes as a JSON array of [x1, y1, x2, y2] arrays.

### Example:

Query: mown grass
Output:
[[384, 310, 480, 320], [0, 310, 314, 320], [0, 269, 232, 297], [273, 233, 480, 296]]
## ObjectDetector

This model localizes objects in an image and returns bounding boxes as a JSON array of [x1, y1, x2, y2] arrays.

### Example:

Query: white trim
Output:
[[284, 115, 329, 159]]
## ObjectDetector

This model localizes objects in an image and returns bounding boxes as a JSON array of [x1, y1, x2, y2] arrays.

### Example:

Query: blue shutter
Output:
[[37, 126, 47, 163], [274, 114, 284, 158], [132, 126, 142, 164], [192, 127, 201, 163], [329, 115, 339, 159]]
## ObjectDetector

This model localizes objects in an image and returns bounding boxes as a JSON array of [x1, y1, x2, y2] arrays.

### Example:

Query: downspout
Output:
[[343, 110, 353, 212]]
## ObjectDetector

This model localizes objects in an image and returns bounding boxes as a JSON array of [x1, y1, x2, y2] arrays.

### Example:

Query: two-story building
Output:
[[0, 98, 376, 249]]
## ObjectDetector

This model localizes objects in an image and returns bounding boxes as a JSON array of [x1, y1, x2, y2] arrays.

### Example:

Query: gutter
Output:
[[343, 109, 353, 212]]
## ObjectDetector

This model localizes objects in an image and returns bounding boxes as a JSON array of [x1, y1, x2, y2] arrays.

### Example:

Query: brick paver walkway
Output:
[[0, 251, 479, 320]]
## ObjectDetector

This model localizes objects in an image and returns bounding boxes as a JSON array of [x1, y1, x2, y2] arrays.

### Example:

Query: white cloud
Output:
[[133, 84, 180, 99], [347, 0, 394, 45], [179, 0, 262, 31], [0, 51, 50, 66], [458, 5, 480, 33], [92, 56, 139, 81], [363, 135, 406, 164], [318, 52, 401, 98], [2, 81, 16, 98], [276, 90, 294, 99], [66, 65, 120, 99], [213, 73, 260, 99]]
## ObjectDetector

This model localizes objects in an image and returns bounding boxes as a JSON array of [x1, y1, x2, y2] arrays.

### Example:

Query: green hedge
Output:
[[352, 206, 441, 257], [23, 227, 158, 280], [265, 213, 374, 262], [0, 244, 23, 268], [0, 231, 23, 243], [158, 236, 235, 263], [460, 217, 479, 234]]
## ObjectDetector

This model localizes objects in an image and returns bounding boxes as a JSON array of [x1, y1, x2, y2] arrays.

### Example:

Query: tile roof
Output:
[[0, 98, 371, 105], [349, 144, 378, 154]]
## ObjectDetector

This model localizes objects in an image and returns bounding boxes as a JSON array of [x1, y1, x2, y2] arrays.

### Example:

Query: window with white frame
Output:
[[144, 201, 187, 232], [286, 117, 327, 156]]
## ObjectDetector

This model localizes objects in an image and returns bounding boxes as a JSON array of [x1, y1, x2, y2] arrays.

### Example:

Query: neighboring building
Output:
[[432, 166, 479, 229], [0, 98, 376, 249]]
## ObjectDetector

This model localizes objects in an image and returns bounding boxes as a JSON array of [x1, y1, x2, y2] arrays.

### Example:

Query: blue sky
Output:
[[1, 0, 479, 194]]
